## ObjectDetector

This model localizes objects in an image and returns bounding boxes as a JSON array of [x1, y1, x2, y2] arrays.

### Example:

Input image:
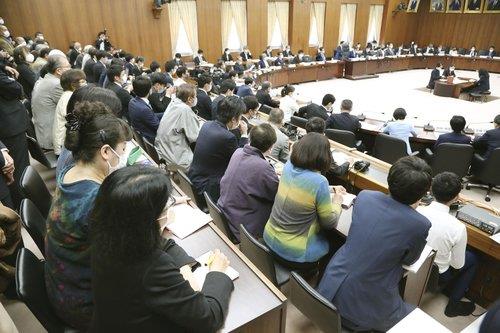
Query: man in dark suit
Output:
[[468, 0, 481, 10], [193, 49, 206, 66], [488, 46, 497, 58], [427, 63, 443, 89], [211, 79, 236, 120], [409, 42, 419, 55], [409, 0, 419, 10], [449, 0, 462, 10], [473, 114, 500, 159], [221, 48, 233, 62], [293, 50, 305, 64], [195, 75, 213, 120], [256, 82, 279, 108], [468, 46, 478, 57], [189, 96, 249, 201], [434, 115, 471, 148], [128, 76, 161, 142], [236, 77, 254, 98], [274, 52, 285, 66], [487, 0, 500, 10], [315, 47, 327, 61], [240, 46, 252, 62], [241, 96, 259, 130], [443, 65, 456, 78], [106, 65, 133, 119], [163, 60, 176, 87], [173, 53, 185, 67], [92, 50, 109, 85], [95, 31, 112, 51], [282, 45, 293, 57], [83, 47, 97, 83], [297, 94, 335, 120], [148, 72, 171, 114], [318, 156, 432, 332], [325, 99, 361, 134], [258, 54, 270, 69], [263, 46, 273, 58]]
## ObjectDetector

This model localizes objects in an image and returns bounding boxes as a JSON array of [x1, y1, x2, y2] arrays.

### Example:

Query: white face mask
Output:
[[0, 19, 4, 25], [3, 30, 10, 38], [25, 53, 34, 63], [107, 147, 127, 175]]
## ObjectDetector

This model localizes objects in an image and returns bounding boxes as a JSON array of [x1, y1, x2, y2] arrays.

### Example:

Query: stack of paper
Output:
[[167, 204, 212, 239], [193, 251, 239, 286]]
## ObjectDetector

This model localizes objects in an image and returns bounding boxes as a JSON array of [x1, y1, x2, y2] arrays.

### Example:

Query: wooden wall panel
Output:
[[247, 0, 268, 56], [197, 0, 222, 63]]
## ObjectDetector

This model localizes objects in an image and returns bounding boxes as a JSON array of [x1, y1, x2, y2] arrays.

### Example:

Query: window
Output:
[[339, 4, 357, 45], [308, 12, 319, 46], [269, 19, 283, 48], [309, 2, 326, 47], [168, 0, 199, 56], [367, 5, 384, 44], [222, 1, 248, 51], [268, 1, 289, 48], [227, 18, 242, 51], [175, 20, 193, 55]]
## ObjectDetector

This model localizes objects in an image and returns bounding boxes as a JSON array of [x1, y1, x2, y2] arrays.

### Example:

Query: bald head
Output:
[[46, 55, 70, 77]]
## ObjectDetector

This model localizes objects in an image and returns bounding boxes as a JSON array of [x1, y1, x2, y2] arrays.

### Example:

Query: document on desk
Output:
[[331, 151, 349, 165], [167, 204, 212, 239], [402, 244, 433, 273], [388, 308, 451, 333], [193, 251, 240, 287], [491, 233, 500, 245]]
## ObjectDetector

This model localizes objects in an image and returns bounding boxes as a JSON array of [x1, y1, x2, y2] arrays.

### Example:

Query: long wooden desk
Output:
[[256, 61, 344, 87]]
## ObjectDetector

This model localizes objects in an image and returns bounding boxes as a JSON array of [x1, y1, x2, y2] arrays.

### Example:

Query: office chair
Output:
[[239, 224, 290, 288], [16, 248, 77, 332], [289, 272, 342, 333], [203, 192, 238, 244], [259, 104, 272, 115], [20, 166, 53, 218], [465, 148, 500, 202], [457, 48, 466, 55], [478, 50, 488, 57], [26, 135, 57, 169], [372, 133, 409, 164], [20, 199, 47, 256], [175, 170, 207, 212], [142, 137, 162, 165], [290, 115, 307, 129], [325, 129, 362, 150], [131, 127, 147, 152], [426, 143, 473, 178]]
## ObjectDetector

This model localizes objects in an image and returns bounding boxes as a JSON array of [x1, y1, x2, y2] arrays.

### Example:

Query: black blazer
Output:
[[83, 59, 97, 83], [106, 82, 133, 119], [325, 112, 361, 133], [283, 50, 293, 57], [90, 239, 233, 333], [16, 62, 36, 98], [473, 128, 500, 159], [442, 68, 456, 77], [427, 68, 441, 89], [95, 38, 112, 51], [221, 53, 233, 62], [240, 51, 252, 62], [0, 69, 29, 139], [211, 95, 225, 120], [274, 58, 284, 66], [148, 91, 171, 114], [67, 49, 79, 67], [193, 55, 206, 66], [488, 50, 497, 58], [195, 88, 212, 120], [256, 89, 279, 108], [315, 53, 327, 62], [293, 55, 302, 64], [297, 103, 328, 120], [93, 62, 107, 86]]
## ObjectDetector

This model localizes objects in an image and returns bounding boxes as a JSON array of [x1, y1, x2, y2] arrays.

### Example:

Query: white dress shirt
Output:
[[279, 95, 300, 122], [417, 201, 467, 273]]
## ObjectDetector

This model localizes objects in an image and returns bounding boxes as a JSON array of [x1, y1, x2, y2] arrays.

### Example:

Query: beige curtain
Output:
[[230, 1, 247, 48], [168, 2, 181, 55], [176, 1, 199, 53], [268, 3, 276, 45], [339, 4, 357, 45], [312, 2, 326, 47], [275, 1, 289, 46], [366, 5, 384, 44], [221, 1, 233, 50]]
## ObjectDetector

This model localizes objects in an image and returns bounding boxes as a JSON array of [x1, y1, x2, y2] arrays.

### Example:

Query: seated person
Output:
[[89, 166, 233, 332], [449, 47, 459, 56], [256, 81, 280, 108], [293, 50, 305, 64], [105, 64, 133, 119], [472, 114, 500, 159], [463, 69, 490, 94], [46, 101, 131, 330], [468, 45, 478, 57], [193, 48, 207, 66], [129, 76, 162, 142], [274, 52, 285, 66], [241, 95, 259, 129], [240, 46, 252, 62], [487, 46, 496, 58], [279, 84, 299, 122], [435, 44, 445, 55], [267, 108, 290, 163], [233, 57, 245, 75], [315, 47, 327, 61], [264, 133, 345, 271], [263, 46, 273, 58], [417, 172, 477, 317], [149, 72, 172, 114], [236, 77, 254, 98], [427, 62, 443, 89], [297, 94, 335, 120], [218, 124, 279, 241], [385, 43, 396, 56], [382, 108, 418, 155], [173, 66, 189, 87], [434, 115, 471, 148], [305, 117, 326, 134], [188, 96, 248, 201], [195, 75, 214, 120], [318, 156, 432, 332], [173, 53, 185, 67], [325, 99, 361, 133], [443, 65, 456, 78], [211, 79, 236, 120], [155, 84, 200, 172], [283, 45, 293, 57], [258, 53, 269, 69]]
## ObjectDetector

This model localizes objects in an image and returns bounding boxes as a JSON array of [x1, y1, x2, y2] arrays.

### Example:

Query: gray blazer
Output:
[[270, 124, 289, 163]]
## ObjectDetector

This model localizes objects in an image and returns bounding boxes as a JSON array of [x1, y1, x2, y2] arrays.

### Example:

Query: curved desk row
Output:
[[256, 62, 344, 87]]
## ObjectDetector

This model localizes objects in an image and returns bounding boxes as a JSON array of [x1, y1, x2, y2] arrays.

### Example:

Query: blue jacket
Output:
[[317, 190, 431, 332], [434, 132, 471, 148], [236, 85, 253, 98], [473, 128, 500, 158], [128, 97, 162, 142]]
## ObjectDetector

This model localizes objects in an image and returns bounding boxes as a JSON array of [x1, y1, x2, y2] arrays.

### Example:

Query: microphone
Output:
[[423, 123, 435, 132]]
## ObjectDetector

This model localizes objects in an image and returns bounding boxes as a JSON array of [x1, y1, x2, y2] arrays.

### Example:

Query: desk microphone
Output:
[[464, 127, 474, 135], [423, 123, 435, 132], [357, 113, 366, 121]]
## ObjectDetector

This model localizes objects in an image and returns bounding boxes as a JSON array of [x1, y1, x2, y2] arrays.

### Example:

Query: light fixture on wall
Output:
[[392, 1, 408, 16], [152, 0, 171, 19]]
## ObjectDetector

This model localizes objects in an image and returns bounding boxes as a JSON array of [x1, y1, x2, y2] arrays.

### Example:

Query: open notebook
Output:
[[193, 251, 239, 287], [166, 204, 212, 239]]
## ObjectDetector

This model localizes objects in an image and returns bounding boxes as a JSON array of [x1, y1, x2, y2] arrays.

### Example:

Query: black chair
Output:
[[259, 104, 272, 115], [289, 272, 342, 333], [203, 192, 238, 244], [372, 133, 409, 164], [290, 115, 307, 129], [20, 199, 47, 256], [426, 143, 474, 178], [131, 127, 147, 152], [465, 148, 500, 202], [26, 135, 57, 169], [16, 248, 76, 332], [20, 166, 53, 218], [325, 129, 362, 149], [239, 224, 290, 287], [478, 50, 488, 56], [457, 48, 466, 55], [142, 137, 162, 165], [175, 170, 207, 212]]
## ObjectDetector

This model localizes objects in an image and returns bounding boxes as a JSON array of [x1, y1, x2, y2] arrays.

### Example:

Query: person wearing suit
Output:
[[449, 0, 462, 10], [315, 47, 327, 62], [488, 46, 497, 58], [468, 46, 478, 57], [464, 68, 490, 94], [256, 82, 280, 108], [240, 96, 259, 130], [472, 114, 500, 159], [195, 75, 213, 120], [13, 46, 36, 99], [318, 156, 432, 332], [298, 94, 335, 121], [163, 60, 176, 87], [89, 166, 234, 332], [189, 96, 249, 201], [128, 76, 162, 142], [106, 65, 133, 119], [173, 53, 185, 67], [293, 50, 305, 64], [283, 45, 293, 57], [443, 65, 456, 78], [264, 46, 273, 58], [409, 0, 419, 10], [92, 50, 108, 86], [325, 99, 361, 134], [193, 49, 207, 66], [267, 108, 289, 163], [433, 0, 445, 11], [427, 63, 443, 89], [425, 44, 435, 54], [258, 54, 270, 69], [221, 48, 233, 62], [274, 52, 285, 66], [468, 0, 481, 10], [211, 79, 236, 120], [434, 115, 471, 148], [409, 42, 419, 55], [236, 77, 254, 98], [240, 46, 253, 62], [385, 43, 396, 56], [95, 31, 112, 51], [487, 0, 500, 10], [83, 49, 97, 83], [149, 72, 172, 114]]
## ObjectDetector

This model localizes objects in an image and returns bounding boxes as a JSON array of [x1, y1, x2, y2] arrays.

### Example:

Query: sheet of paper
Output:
[[192, 251, 239, 287], [491, 232, 500, 245], [331, 151, 349, 166], [402, 244, 433, 273], [167, 204, 212, 239], [341, 193, 357, 209], [388, 308, 451, 333]]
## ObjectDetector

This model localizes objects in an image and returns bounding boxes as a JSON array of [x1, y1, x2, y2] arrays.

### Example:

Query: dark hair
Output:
[[220, 79, 236, 94], [224, 48, 229, 52], [125, 54, 134, 62], [96, 50, 108, 61], [197, 49, 203, 54], [135, 56, 145, 63], [150, 72, 169, 86], [322, 94, 336, 107], [90, 165, 172, 263], [150, 60, 160, 72], [64, 101, 132, 163], [494, 114, 500, 125], [387, 156, 432, 205], [393, 108, 407, 120], [305, 117, 326, 134], [243, 95, 259, 113], [432, 172, 461, 204], [111, 57, 124, 67], [268, 108, 284, 124], [261, 82, 271, 91], [341, 99, 353, 111], [176, 66, 187, 78], [217, 96, 246, 124], [197, 74, 212, 88], [39, 47, 51, 58], [281, 84, 295, 97], [46, 55, 68, 74], [107, 64, 124, 82], [60, 69, 86, 91], [66, 85, 123, 123], [176, 84, 196, 103], [478, 68, 489, 78], [164, 60, 176, 73], [226, 70, 237, 79], [450, 115, 466, 133], [132, 76, 152, 98], [13, 46, 30, 65], [298, 49, 304, 54], [436, 62, 442, 68], [291, 133, 332, 174], [244, 77, 254, 85], [249, 123, 277, 152]]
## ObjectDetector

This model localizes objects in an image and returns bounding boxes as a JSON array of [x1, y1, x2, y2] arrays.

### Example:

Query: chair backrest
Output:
[[325, 129, 356, 148], [20, 166, 53, 218], [259, 104, 272, 115], [290, 115, 307, 129], [289, 272, 342, 333], [239, 224, 278, 286], [457, 48, 466, 55], [176, 170, 207, 210], [203, 192, 237, 243], [476, 148, 500, 186], [15, 248, 68, 332], [142, 137, 161, 164], [373, 133, 408, 164], [26, 135, 52, 169], [431, 143, 474, 178], [20, 199, 47, 256], [131, 128, 147, 152]]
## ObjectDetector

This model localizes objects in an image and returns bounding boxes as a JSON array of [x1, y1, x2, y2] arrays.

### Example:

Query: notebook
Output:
[[402, 244, 434, 273], [166, 204, 212, 239], [193, 251, 239, 287]]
